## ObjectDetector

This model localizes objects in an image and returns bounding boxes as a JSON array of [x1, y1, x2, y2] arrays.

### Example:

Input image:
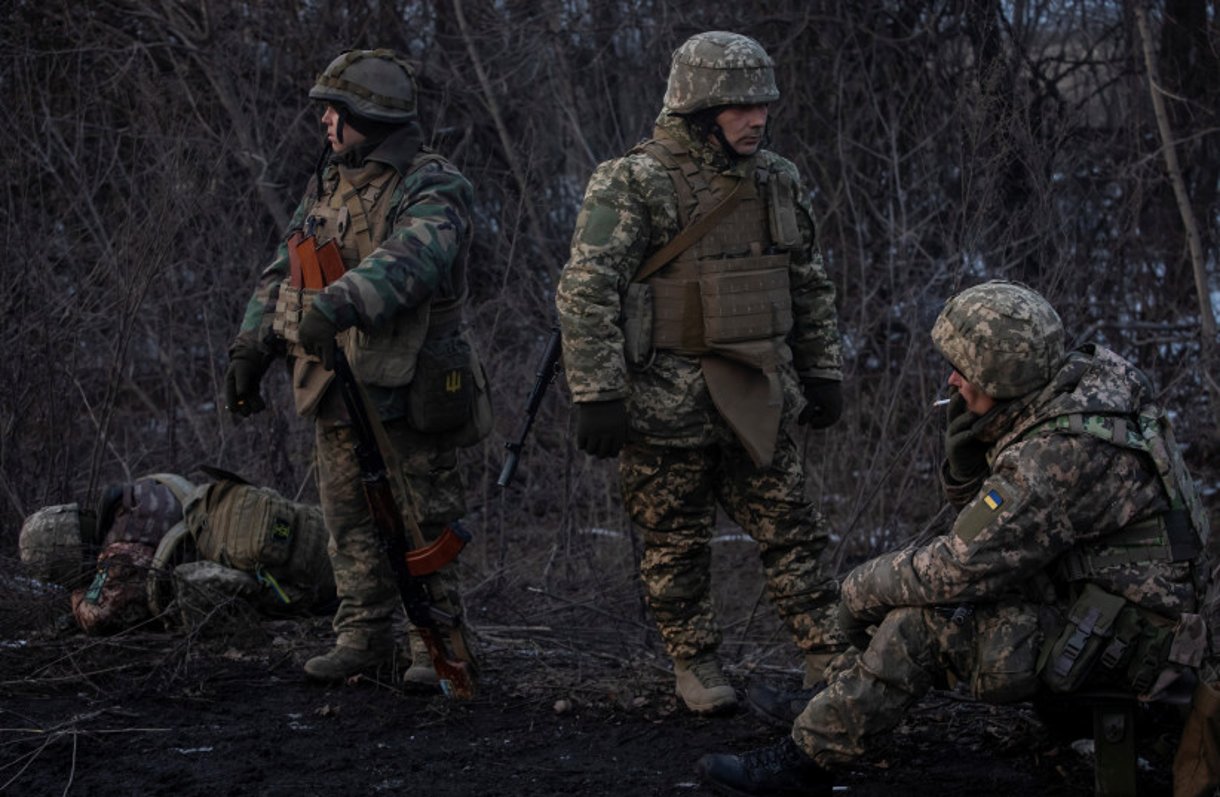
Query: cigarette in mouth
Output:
[[932, 398, 951, 407]]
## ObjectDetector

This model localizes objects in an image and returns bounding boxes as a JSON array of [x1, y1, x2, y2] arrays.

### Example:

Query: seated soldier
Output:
[[698, 280, 1213, 795]]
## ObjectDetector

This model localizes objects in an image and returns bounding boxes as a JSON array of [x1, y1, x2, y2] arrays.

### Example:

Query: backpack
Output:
[[180, 470, 333, 612]]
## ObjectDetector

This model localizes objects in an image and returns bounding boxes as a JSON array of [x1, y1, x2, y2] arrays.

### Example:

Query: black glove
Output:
[[798, 378, 843, 428], [296, 306, 340, 371], [945, 392, 989, 483], [836, 600, 874, 652], [575, 399, 628, 458], [224, 343, 271, 417]]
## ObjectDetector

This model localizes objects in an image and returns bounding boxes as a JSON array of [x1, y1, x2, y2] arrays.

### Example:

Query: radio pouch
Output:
[[1039, 582, 1128, 692]]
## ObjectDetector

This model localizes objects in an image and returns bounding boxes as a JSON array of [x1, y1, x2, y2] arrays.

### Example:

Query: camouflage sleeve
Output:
[[775, 157, 842, 380], [311, 161, 472, 332], [235, 195, 311, 352], [840, 435, 1079, 617], [555, 155, 672, 403]]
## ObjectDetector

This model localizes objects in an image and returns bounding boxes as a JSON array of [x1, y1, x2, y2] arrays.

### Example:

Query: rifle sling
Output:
[[633, 176, 749, 284], [345, 375, 429, 551]]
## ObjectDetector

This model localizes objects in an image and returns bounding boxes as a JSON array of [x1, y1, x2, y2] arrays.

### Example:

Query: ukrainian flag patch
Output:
[[983, 489, 1003, 510]]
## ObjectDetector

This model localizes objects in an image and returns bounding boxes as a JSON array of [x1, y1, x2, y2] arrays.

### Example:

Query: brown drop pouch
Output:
[[407, 332, 476, 434]]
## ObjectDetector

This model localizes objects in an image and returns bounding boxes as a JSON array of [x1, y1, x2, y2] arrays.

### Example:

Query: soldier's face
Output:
[[948, 370, 996, 415], [713, 104, 769, 155], [321, 104, 366, 153]]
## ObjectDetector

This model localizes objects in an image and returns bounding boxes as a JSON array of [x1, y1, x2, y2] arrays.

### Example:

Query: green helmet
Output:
[[19, 503, 86, 585], [931, 280, 1065, 399], [663, 31, 779, 114], [308, 49, 417, 122]]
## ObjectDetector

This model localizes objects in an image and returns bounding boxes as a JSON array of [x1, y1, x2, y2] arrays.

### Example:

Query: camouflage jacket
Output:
[[843, 345, 1199, 622], [555, 113, 841, 444], [235, 128, 474, 416]]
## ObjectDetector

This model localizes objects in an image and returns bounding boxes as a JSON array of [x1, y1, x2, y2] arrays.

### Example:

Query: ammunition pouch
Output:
[[648, 257, 792, 355], [1039, 582, 1177, 695]]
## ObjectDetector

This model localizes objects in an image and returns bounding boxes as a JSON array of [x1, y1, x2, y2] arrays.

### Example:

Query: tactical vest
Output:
[[1018, 407, 1209, 579], [1013, 406, 1213, 695], [272, 149, 468, 415], [632, 134, 798, 356]]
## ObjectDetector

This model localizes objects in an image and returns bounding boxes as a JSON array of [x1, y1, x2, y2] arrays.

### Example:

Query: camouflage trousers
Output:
[[314, 416, 466, 650], [792, 600, 1044, 766], [619, 432, 841, 662]]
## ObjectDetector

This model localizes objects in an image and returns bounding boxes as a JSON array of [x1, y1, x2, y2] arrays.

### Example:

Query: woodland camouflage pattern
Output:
[[662, 31, 779, 114], [931, 280, 1065, 399], [237, 144, 472, 364], [792, 343, 1204, 765], [556, 44, 845, 661], [233, 112, 473, 657]]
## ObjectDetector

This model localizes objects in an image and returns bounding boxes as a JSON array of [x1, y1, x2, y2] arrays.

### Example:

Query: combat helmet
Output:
[[309, 49, 417, 122], [19, 504, 87, 585], [931, 280, 1065, 399], [663, 31, 779, 114]]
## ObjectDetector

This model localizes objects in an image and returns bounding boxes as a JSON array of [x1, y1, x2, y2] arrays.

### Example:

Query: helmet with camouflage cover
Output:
[[931, 280, 1065, 399], [19, 504, 86, 585], [308, 49, 417, 122], [663, 31, 779, 114]]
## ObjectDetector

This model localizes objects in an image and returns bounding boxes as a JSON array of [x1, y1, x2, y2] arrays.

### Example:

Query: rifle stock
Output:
[[498, 326, 563, 487], [331, 348, 475, 699]]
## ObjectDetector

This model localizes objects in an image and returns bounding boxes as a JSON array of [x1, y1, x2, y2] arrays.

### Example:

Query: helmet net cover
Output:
[[931, 280, 1066, 399], [663, 31, 779, 114], [309, 48, 417, 122]]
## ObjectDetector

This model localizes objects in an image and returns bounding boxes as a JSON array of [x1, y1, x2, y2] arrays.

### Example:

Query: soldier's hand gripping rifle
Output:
[[331, 348, 475, 699], [497, 326, 563, 487]]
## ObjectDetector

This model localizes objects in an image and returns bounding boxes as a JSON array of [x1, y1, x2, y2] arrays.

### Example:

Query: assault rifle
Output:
[[331, 348, 475, 699], [497, 326, 563, 487]]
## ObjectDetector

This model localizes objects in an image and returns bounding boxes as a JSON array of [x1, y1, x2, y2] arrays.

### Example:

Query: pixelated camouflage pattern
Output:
[[663, 31, 779, 114], [842, 345, 1197, 623], [315, 417, 466, 649], [556, 111, 842, 439], [793, 346, 1207, 763], [793, 602, 1043, 765], [309, 49, 417, 122], [620, 432, 842, 661], [931, 280, 1065, 399]]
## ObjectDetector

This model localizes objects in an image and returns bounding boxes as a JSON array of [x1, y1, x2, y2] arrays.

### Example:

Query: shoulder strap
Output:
[[633, 177, 749, 284]]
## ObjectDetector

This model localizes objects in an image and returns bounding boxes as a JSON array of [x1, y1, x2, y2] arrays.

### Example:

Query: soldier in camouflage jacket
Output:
[[225, 50, 481, 688], [699, 281, 1211, 795], [556, 31, 846, 715]]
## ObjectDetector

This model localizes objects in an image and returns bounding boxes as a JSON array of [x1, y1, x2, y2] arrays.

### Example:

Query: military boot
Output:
[[745, 681, 825, 728], [697, 736, 835, 797], [304, 642, 392, 682], [402, 626, 440, 691], [674, 652, 737, 714]]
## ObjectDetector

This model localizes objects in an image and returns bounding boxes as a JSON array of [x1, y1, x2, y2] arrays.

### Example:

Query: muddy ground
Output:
[[0, 556, 1180, 797]]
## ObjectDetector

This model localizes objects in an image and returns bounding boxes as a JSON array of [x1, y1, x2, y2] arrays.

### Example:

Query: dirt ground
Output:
[[1, 574, 1182, 797]]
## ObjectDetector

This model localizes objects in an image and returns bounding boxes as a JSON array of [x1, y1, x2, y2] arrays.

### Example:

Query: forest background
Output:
[[1, 0, 1217, 661]]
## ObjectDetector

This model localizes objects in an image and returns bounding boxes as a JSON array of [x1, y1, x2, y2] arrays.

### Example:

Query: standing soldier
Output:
[[698, 281, 1212, 795], [224, 49, 489, 687], [555, 31, 846, 714]]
